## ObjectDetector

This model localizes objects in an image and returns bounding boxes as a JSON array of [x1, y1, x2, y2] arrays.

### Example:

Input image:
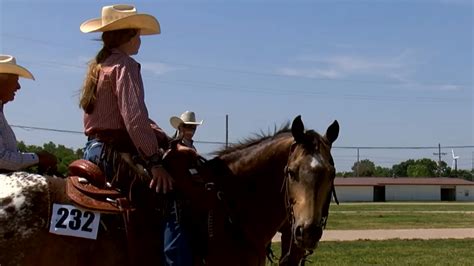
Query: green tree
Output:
[[374, 166, 393, 177], [393, 158, 440, 177], [351, 159, 375, 177], [454, 169, 473, 181], [438, 161, 450, 177], [392, 159, 415, 177], [17, 141, 82, 176], [407, 164, 431, 177], [336, 171, 353, 177]]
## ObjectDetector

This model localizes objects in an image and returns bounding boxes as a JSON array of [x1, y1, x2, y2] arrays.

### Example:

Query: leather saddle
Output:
[[66, 159, 133, 214]]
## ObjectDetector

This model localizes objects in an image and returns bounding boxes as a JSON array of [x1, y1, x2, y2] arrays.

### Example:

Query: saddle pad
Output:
[[66, 177, 129, 214], [70, 176, 122, 198]]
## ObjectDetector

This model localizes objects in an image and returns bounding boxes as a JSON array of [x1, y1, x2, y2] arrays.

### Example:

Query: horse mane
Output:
[[214, 122, 291, 156]]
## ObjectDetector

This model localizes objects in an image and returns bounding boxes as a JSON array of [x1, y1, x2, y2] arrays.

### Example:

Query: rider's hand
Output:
[[176, 143, 197, 154], [36, 151, 58, 173], [149, 165, 174, 194]]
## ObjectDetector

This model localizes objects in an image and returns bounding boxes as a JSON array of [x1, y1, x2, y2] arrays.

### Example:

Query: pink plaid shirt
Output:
[[84, 49, 161, 157]]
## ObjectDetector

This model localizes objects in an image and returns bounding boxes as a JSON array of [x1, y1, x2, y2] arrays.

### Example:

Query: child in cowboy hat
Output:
[[170, 111, 203, 151], [79, 4, 191, 266], [0, 55, 57, 173]]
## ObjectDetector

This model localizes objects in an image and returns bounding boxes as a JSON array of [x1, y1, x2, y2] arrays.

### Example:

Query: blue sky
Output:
[[0, 0, 472, 172]]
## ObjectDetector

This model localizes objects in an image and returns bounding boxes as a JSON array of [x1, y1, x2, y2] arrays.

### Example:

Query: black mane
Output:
[[214, 122, 291, 156]]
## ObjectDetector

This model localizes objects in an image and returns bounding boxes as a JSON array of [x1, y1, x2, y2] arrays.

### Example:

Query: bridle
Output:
[[281, 141, 339, 266]]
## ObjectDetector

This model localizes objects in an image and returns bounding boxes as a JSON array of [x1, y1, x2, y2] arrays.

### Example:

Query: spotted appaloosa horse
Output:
[[0, 172, 129, 266]]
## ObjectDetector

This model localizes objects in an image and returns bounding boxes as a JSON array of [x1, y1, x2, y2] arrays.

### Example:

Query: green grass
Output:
[[326, 203, 474, 230], [330, 202, 474, 212], [266, 203, 474, 265], [267, 239, 474, 265]]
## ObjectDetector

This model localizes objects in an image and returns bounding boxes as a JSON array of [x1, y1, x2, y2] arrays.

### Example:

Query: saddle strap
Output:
[[70, 176, 123, 198], [66, 177, 133, 214]]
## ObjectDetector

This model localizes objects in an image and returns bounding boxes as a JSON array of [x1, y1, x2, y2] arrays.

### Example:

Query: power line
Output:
[[15, 58, 470, 103], [2, 33, 470, 88], [10, 124, 226, 145], [15, 59, 471, 103], [11, 125, 83, 134], [335, 145, 474, 149], [11, 124, 474, 149], [2, 33, 468, 103], [156, 79, 469, 103]]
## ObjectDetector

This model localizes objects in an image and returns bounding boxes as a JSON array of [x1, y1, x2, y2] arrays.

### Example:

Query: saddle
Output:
[[66, 159, 133, 214]]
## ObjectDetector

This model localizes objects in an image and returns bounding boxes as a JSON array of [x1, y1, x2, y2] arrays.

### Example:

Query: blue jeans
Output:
[[83, 138, 193, 266], [83, 139, 103, 163], [83, 139, 114, 178], [163, 200, 193, 266]]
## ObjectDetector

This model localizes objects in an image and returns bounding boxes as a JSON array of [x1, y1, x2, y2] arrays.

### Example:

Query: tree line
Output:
[[338, 158, 473, 181], [17, 141, 83, 176]]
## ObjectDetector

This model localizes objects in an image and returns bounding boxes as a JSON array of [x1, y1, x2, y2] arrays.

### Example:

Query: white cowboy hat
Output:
[[170, 111, 203, 129], [0, 55, 34, 80], [80, 4, 160, 35]]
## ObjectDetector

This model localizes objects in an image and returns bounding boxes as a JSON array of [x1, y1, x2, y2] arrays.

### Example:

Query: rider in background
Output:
[[78, 4, 191, 265], [170, 111, 203, 151], [164, 110, 203, 264], [0, 54, 57, 173]]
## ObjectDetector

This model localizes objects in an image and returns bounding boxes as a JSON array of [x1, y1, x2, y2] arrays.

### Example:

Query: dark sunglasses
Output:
[[182, 124, 197, 130]]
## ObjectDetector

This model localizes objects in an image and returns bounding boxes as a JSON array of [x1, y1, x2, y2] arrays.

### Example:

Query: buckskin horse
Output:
[[163, 115, 339, 265], [0, 115, 338, 266]]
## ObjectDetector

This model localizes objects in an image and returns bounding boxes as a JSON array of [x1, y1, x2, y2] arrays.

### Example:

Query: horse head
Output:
[[285, 115, 339, 250]]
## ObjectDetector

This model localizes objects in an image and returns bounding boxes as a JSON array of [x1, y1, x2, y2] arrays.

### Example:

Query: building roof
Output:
[[334, 177, 474, 186]]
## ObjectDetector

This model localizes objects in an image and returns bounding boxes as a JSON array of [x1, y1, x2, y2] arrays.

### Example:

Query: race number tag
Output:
[[49, 204, 101, 239]]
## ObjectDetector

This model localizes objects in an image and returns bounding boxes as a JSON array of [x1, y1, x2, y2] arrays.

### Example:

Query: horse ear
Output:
[[291, 115, 305, 143], [325, 120, 339, 144]]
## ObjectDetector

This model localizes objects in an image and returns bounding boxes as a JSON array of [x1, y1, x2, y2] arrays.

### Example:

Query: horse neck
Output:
[[221, 135, 293, 177], [219, 135, 293, 243]]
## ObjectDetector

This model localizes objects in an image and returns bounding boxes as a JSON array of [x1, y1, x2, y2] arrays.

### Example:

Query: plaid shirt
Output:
[[0, 102, 38, 170], [84, 49, 161, 157]]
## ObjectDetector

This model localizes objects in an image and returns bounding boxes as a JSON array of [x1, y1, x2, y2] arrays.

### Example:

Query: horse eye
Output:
[[287, 169, 298, 181]]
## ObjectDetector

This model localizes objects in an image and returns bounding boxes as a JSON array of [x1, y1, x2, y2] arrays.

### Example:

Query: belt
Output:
[[87, 129, 137, 153]]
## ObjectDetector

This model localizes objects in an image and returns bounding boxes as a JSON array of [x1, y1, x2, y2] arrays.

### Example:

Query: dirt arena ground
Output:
[[272, 228, 474, 242]]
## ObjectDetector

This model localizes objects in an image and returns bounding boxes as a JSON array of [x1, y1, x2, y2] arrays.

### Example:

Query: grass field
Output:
[[267, 239, 474, 265], [266, 203, 474, 265], [326, 202, 474, 230]]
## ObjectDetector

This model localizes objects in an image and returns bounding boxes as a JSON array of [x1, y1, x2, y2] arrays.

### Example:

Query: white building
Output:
[[334, 177, 474, 202]]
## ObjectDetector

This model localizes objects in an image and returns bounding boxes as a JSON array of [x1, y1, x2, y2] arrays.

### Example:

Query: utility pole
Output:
[[433, 143, 447, 177], [472, 152, 474, 181], [472, 152, 474, 172], [225, 114, 229, 148], [356, 148, 360, 177]]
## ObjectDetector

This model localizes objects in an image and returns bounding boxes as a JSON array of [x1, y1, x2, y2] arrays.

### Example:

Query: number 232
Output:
[[55, 207, 95, 232]]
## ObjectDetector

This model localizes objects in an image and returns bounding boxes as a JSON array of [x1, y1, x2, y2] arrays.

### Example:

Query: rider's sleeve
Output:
[[0, 113, 38, 170], [114, 57, 161, 158]]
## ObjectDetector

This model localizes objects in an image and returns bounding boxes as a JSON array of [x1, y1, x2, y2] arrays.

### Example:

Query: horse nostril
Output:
[[307, 224, 323, 240], [295, 225, 304, 238]]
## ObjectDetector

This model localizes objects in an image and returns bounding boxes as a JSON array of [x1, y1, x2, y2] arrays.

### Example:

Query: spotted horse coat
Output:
[[0, 172, 128, 266]]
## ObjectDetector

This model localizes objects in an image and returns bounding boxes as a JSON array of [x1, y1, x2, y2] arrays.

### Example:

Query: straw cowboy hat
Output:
[[170, 111, 203, 129], [0, 55, 34, 80], [80, 4, 160, 35]]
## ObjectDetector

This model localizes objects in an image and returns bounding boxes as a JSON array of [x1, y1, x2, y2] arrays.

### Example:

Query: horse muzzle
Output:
[[293, 223, 323, 250]]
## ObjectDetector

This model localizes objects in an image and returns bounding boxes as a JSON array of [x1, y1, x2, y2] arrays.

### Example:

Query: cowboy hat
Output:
[[80, 4, 160, 35], [170, 111, 203, 129], [0, 55, 34, 80]]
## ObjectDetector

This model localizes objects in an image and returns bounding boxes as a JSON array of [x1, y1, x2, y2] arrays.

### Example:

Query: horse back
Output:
[[0, 172, 130, 266]]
